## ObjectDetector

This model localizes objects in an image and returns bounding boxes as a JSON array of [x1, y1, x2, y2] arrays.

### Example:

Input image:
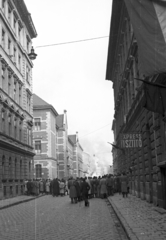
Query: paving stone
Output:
[[108, 194, 166, 240], [0, 196, 128, 240]]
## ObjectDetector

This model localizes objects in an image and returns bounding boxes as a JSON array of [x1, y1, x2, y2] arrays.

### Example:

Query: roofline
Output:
[[68, 136, 74, 146], [13, 0, 37, 39], [33, 105, 58, 117], [106, 0, 124, 81]]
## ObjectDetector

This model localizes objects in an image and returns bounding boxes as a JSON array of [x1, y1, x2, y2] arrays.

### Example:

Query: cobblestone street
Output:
[[0, 196, 128, 240]]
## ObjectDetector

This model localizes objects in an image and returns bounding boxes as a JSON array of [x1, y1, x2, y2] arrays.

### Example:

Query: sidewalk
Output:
[[0, 194, 44, 210], [108, 194, 166, 240]]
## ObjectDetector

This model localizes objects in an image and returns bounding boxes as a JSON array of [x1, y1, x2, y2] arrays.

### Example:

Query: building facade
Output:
[[106, 0, 166, 209], [56, 110, 69, 179], [68, 133, 84, 178], [82, 152, 90, 177], [0, 0, 37, 199], [33, 94, 58, 180]]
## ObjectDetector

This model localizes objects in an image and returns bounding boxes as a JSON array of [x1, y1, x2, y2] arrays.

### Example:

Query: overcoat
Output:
[[99, 178, 107, 194], [59, 182, 65, 194], [52, 178, 60, 196], [68, 179, 77, 198], [121, 175, 128, 193]]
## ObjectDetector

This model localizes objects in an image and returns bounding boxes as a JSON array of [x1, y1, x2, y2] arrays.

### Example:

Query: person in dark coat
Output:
[[75, 178, 81, 202], [52, 178, 60, 197], [81, 178, 90, 207], [68, 177, 77, 203]]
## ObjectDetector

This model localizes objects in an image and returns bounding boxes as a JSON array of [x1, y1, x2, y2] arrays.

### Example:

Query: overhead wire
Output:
[[35, 36, 109, 48], [79, 123, 112, 138]]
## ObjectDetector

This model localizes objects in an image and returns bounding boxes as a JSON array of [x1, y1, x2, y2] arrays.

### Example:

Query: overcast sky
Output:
[[25, 0, 114, 171]]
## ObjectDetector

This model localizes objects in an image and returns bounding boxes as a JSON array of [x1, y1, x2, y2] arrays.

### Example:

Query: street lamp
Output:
[[28, 46, 37, 60]]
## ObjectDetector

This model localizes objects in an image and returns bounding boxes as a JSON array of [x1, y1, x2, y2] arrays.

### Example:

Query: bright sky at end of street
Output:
[[25, 0, 114, 171]]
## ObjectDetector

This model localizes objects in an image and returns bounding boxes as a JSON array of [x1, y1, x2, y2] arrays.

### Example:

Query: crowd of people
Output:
[[24, 179, 68, 196], [24, 172, 129, 207]]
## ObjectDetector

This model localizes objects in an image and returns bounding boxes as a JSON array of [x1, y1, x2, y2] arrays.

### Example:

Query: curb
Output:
[[0, 194, 45, 211], [107, 197, 139, 240]]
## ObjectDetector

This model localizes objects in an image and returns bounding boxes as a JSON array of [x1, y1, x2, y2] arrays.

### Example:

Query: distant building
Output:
[[56, 110, 69, 179], [33, 94, 58, 179], [82, 152, 90, 177], [0, 0, 37, 199], [68, 133, 84, 178]]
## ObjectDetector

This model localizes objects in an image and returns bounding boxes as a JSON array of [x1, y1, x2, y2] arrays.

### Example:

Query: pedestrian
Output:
[[81, 178, 90, 207], [75, 178, 81, 202], [99, 176, 107, 199], [45, 179, 50, 194], [24, 179, 28, 195], [52, 178, 60, 197], [68, 177, 77, 203], [106, 175, 113, 196], [121, 172, 128, 198], [39, 179, 44, 195], [59, 180, 65, 196], [86, 177, 92, 199]]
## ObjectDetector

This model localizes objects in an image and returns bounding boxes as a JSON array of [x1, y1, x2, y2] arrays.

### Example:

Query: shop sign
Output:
[[120, 133, 142, 148]]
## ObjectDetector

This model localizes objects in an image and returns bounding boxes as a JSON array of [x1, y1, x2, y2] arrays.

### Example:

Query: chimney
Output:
[[76, 131, 79, 142]]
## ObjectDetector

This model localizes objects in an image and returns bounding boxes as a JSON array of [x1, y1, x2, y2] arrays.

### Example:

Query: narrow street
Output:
[[0, 196, 128, 240]]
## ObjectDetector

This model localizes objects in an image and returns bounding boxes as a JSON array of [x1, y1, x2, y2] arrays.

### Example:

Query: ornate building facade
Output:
[[106, 0, 166, 209], [0, 0, 37, 198]]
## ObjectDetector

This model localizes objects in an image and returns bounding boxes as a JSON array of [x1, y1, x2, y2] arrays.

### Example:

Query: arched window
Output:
[[2, 155, 5, 179]]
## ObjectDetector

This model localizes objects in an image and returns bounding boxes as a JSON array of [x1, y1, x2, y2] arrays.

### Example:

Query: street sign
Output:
[[120, 133, 142, 148]]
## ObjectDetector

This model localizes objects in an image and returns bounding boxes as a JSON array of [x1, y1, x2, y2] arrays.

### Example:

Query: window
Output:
[[8, 38, 11, 55], [8, 114, 11, 136], [2, 110, 5, 133], [20, 160, 22, 179], [19, 85, 22, 105], [2, 156, 5, 179], [8, 5, 11, 23], [2, 29, 5, 48], [14, 158, 17, 179], [13, 47, 17, 64], [9, 157, 12, 178], [18, 26, 21, 42], [8, 71, 11, 96], [36, 164, 42, 179], [26, 92, 31, 112], [13, 80, 16, 101], [27, 127, 32, 145], [2, 64, 5, 90], [14, 118, 17, 139], [35, 140, 41, 154], [34, 118, 41, 131], [2, 0, 5, 11], [29, 161, 31, 179], [18, 55, 21, 71], [13, 17, 16, 31], [19, 121, 22, 141], [26, 66, 30, 83], [26, 36, 30, 52]]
